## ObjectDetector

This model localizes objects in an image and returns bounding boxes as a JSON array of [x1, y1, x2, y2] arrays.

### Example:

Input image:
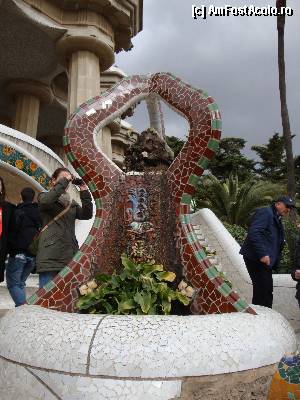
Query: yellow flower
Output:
[[15, 159, 24, 169], [30, 162, 37, 172], [38, 175, 46, 184], [3, 145, 14, 156]]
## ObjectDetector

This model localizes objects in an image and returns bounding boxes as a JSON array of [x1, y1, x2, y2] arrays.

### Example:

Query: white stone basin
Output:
[[0, 305, 296, 400]]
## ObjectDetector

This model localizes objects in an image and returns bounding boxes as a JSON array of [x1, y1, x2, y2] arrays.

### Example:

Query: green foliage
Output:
[[251, 133, 287, 182], [209, 137, 256, 182], [76, 254, 190, 315], [166, 136, 185, 157], [278, 219, 299, 273], [195, 174, 282, 227], [223, 222, 247, 245]]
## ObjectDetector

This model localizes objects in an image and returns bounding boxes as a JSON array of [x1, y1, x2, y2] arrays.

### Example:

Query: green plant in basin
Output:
[[76, 254, 191, 315]]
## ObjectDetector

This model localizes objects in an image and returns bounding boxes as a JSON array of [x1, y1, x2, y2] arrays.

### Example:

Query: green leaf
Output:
[[142, 264, 164, 276], [134, 291, 152, 314], [156, 271, 176, 282], [95, 273, 111, 283], [161, 299, 172, 315], [118, 299, 136, 314], [110, 275, 121, 288], [176, 291, 191, 306], [121, 254, 138, 272]]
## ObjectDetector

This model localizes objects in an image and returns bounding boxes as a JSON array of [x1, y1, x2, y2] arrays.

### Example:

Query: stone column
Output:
[[57, 27, 115, 158], [6, 80, 53, 138], [68, 50, 100, 116]]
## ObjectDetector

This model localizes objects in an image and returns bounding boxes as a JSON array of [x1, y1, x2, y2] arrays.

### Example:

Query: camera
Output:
[[72, 178, 84, 186]]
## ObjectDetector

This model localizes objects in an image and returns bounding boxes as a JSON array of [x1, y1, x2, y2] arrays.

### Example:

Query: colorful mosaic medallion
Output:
[[27, 73, 255, 314], [268, 355, 300, 399]]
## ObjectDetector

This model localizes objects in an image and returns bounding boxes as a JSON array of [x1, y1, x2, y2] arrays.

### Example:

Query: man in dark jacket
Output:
[[240, 196, 294, 308], [291, 236, 300, 307], [6, 187, 41, 306]]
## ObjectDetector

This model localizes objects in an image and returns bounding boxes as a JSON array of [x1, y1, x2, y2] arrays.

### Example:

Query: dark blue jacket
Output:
[[240, 205, 285, 268], [291, 235, 300, 306]]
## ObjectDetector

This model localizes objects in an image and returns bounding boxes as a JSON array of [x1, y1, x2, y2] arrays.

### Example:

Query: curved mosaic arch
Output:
[[0, 143, 51, 190], [28, 73, 255, 315]]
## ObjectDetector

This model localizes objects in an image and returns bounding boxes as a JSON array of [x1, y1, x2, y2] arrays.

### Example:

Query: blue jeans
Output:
[[6, 254, 35, 307], [39, 271, 58, 289]]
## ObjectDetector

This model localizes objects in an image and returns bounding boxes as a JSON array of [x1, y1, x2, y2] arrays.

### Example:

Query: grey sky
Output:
[[116, 0, 300, 159]]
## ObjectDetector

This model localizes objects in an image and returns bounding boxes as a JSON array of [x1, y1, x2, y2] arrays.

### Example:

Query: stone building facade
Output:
[[0, 0, 143, 165]]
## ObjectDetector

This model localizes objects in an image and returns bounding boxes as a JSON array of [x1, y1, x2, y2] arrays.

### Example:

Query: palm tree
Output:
[[195, 174, 282, 227], [276, 0, 296, 203]]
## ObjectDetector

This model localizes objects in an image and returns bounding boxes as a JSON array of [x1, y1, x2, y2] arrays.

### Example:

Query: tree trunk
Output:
[[277, 1, 296, 201]]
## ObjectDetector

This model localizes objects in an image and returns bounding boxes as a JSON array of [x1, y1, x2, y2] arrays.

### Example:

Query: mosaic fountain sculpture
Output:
[[0, 73, 297, 400], [27, 72, 255, 315]]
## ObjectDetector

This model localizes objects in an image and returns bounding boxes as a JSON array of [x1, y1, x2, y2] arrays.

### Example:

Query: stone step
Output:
[[0, 274, 38, 311]]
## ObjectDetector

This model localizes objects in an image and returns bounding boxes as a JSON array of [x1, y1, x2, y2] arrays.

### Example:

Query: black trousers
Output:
[[243, 257, 273, 308]]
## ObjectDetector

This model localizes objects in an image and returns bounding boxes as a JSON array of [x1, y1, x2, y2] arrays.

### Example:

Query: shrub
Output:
[[223, 222, 247, 245], [76, 254, 192, 315]]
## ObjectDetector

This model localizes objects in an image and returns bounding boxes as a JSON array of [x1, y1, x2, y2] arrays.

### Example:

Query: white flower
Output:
[[79, 285, 88, 296], [142, 151, 148, 158], [87, 280, 97, 289], [178, 280, 188, 291], [185, 286, 195, 298]]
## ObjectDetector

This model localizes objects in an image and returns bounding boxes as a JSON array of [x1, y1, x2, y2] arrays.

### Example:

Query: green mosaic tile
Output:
[[205, 266, 220, 280], [202, 91, 209, 99], [218, 282, 232, 297], [288, 393, 296, 400], [59, 267, 71, 278], [180, 214, 191, 225], [211, 119, 222, 130], [95, 198, 102, 209], [87, 181, 97, 192], [67, 152, 75, 162], [195, 249, 207, 262], [233, 298, 248, 311], [208, 103, 219, 111], [187, 232, 198, 245], [93, 217, 102, 228], [73, 251, 84, 262], [76, 167, 86, 177], [27, 293, 38, 305], [197, 156, 210, 170], [44, 280, 56, 293], [181, 193, 192, 205], [62, 136, 70, 146], [84, 235, 94, 246], [207, 139, 219, 152], [188, 174, 199, 187]]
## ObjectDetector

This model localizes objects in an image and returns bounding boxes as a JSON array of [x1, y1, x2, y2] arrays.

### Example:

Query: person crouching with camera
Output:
[[36, 167, 93, 288]]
